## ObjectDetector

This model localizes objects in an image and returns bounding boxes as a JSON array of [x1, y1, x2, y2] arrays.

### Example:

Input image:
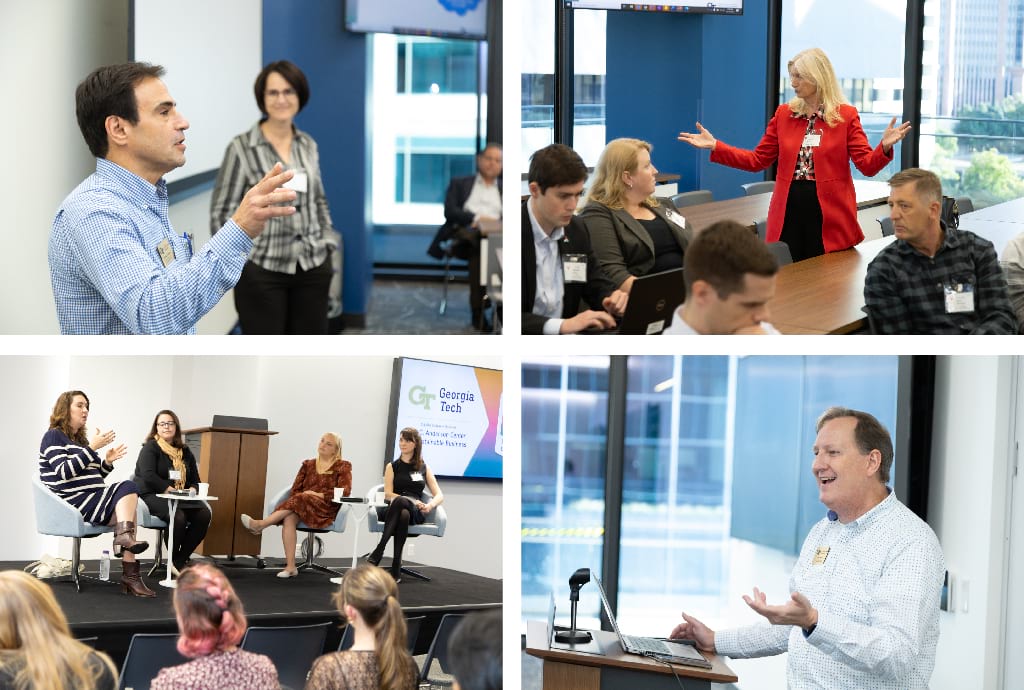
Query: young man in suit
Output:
[[522, 144, 627, 334], [428, 143, 503, 330]]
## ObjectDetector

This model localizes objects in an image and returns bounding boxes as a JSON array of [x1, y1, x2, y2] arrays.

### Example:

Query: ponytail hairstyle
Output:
[[173, 564, 248, 658], [333, 563, 415, 690], [0, 571, 116, 690], [397, 427, 424, 472]]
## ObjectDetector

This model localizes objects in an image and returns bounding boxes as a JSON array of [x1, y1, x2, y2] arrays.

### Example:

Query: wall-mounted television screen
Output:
[[345, 0, 488, 39], [385, 357, 502, 480], [565, 0, 743, 14]]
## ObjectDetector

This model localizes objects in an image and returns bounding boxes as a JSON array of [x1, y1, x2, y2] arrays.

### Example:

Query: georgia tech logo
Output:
[[408, 385, 436, 410]]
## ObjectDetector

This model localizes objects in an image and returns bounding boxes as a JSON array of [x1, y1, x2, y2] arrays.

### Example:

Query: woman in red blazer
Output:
[[679, 48, 910, 262]]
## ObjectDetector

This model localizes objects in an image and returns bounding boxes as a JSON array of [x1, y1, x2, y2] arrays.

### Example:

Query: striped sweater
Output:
[[39, 428, 122, 525]]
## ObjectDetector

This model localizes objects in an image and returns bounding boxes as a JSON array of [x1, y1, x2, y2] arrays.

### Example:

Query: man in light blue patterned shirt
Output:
[[671, 407, 945, 689], [50, 62, 298, 334]]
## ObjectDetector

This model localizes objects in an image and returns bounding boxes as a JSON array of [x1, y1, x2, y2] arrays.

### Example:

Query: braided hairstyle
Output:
[[173, 564, 248, 658]]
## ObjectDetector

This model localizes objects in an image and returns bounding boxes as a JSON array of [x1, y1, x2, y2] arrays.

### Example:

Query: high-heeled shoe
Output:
[[112, 521, 148, 558], [121, 560, 156, 597], [240, 514, 262, 535]]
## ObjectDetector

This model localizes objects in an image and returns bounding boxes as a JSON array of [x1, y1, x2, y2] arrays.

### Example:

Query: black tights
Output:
[[370, 496, 415, 574]]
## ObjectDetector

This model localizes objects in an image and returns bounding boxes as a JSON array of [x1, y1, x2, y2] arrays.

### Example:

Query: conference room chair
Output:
[[956, 196, 975, 214], [877, 216, 895, 237], [366, 483, 448, 582], [419, 613, 466, 688], [337, 615, 423, 653], [741, 181, 774, 196], [767, 241, 794, 266], [265, 484, 350, 577], [75, 636, 99, 648], [754, 218, 768, 241], [670, 190, 714, 209], [437, 237, 460, 316], [241, 621, 330, 690], [31, 476, 115, 592], [118, 633, 187, 690]]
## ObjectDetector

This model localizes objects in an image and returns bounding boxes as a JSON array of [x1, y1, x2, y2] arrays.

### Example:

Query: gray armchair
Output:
[[31, 476, 115, 591], [265, 485, 350, 576], [366, 482, 447, 582]]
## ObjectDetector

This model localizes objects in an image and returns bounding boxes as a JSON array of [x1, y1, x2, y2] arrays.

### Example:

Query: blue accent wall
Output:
[[604, 6, 770, 202], [263, 0, 371, 316]]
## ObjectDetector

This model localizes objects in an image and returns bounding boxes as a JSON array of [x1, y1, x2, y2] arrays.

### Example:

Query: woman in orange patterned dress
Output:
[[239, 432, 352, 578]]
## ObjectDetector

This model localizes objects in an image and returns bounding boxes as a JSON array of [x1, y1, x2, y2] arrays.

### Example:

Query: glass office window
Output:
[[571, 10, 607, 167], [521, 0, 556, 169], [779, 1, 907, 182], [920, 0, 1024, 209]]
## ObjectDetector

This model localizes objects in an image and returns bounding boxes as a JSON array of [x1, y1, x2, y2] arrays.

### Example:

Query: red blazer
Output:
[[710, 104, 893, 253]]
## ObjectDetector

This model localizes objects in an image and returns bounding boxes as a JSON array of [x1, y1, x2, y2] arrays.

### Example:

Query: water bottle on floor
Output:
[[99, 550, 110, 581]]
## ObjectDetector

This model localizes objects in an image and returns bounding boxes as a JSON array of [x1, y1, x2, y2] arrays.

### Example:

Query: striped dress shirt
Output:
[[39, 429, 124, 525], [715, 491, 945, 689], [49, 158, 253, 334], [209, 122, 337, 274]]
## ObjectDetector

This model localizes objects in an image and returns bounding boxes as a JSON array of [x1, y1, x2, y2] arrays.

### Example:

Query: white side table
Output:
[[329, 496, 374, 584], [155, 493, 218, 588]]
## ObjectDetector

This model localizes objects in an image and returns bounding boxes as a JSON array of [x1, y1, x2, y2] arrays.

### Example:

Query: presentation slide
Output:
[[387, 358, 502, 480], [345, 0, 487, 39], [566, 1, 743, 13]]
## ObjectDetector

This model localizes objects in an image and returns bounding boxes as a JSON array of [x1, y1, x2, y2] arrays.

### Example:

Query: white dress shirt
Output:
[[661, 305, 782, 335], [464, 173, 502, 221], [715, 491, 944, 689], [528, 198, 566, 335]]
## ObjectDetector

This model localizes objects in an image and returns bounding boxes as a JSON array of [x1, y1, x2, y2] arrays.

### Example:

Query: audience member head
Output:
[[528, 144, 589, 233], [586, 138, 658, 210], [815, 407, 894, 484], [447, 609, 503, 690], [319, 431, 343, 463], [49, 390, 90, 446], [173, 564, 247, 658], [787, 47, 845, 124], [0, 570, 116, 690], [254, 60, 310, 117], [147, 409, 184, 447], [682, 221, 779, 334], [333, 563, 415, 690], [887, 168, 944, 252], [75, 62, 166, 158], [397, 427, 424, 471], [476, 143, 503, 183]]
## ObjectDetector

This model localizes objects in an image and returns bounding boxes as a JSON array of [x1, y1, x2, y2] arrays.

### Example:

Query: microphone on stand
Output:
[[555, 567, 593, 644]]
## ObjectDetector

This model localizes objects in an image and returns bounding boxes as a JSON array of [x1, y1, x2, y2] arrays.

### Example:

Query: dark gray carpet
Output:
[[354, 279, 490, 334]]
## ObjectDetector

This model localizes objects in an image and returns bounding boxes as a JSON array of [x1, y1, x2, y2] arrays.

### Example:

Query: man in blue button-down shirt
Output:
[[670, 407, 945, 689], [50, 62, 298, 334]]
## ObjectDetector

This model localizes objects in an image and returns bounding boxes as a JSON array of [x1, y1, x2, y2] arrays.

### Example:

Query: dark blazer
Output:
[[578, 197, 693, 288], [522, 199, 617, 334], [427, 174, 503, 259], [134, 438, 201, 497]]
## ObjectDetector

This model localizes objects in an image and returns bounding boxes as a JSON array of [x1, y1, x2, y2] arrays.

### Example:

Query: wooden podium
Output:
[[525, 620, 738, 690], [184, 426, 277, 559]]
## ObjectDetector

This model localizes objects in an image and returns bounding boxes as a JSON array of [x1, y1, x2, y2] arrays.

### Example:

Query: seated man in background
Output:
[[522, 144, 627, 334], [50, 62, 297, 334], [1000, 230, 1024, 333], [663, 220, 780, 334], [428, 143, 503, 331], [864, 168, 1017, 334]]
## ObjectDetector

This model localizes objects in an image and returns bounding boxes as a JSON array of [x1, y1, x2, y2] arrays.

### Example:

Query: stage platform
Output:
[[1, 557, 501, 668]]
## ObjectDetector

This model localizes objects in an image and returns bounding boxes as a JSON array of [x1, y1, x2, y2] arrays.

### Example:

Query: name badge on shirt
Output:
[[944, 282, 975, 313], [156, 238, 175, 267], [802, 133, 822, 147], [168, 470, 182, 481], [563, 253, 587, 283], [812, 546, 830, 565], [410, 472, 423, 482], [665, 209, 687, 229], [283, 170, 308, 193]]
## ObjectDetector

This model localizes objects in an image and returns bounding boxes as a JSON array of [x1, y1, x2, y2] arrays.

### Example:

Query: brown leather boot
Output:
[[120, 560, 156, 597], [113, 521, 149, 557]]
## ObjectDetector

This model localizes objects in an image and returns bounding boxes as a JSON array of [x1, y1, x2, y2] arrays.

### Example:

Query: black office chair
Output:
[[877, 216, 895, 237], [119, 633, 187, 690], [241, 622, 330, 690], [767, 241, 793, 266], [670, 190, 714, 209], [419, 613, 466, 688], [741, 181, 774, 196], [955, 196, 975, 214], [339, 616, 423, 653]]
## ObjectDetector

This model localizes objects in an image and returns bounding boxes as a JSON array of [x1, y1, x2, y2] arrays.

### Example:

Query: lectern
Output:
[[184, 420, 276, 559]]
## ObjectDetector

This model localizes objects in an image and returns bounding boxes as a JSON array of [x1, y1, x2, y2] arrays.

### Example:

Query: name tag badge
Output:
[[410, 472, 423, 482], [168, 470, 182, 481], [665, 209, 687, 229], [283, 170, 308, 193], [802, 133, 822, 147], [563, 253, 587, 283], [944, 282, 975, 313], [812, 546, 830, 566], [156, 238, 175, 267]]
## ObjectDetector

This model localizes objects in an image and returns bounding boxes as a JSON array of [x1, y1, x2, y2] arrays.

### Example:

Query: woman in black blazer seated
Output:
[[579, 138, 694, 293], [134, 410, 212, 574]]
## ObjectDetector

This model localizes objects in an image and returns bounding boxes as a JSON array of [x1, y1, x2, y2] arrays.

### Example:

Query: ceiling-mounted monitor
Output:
[[345, 0, 488, 40], [565, 1, 743, 15]]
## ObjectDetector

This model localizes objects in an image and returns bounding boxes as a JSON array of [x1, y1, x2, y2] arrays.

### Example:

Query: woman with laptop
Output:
[[579, 138, 693, 292]]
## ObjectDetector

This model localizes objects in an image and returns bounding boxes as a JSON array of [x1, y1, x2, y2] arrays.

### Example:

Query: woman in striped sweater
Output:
[[38, 390, 155, 597]]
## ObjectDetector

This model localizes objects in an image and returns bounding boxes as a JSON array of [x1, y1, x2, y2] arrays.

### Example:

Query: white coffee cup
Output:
[[333, 487, 344, 501], [197, 482, 209, 497]]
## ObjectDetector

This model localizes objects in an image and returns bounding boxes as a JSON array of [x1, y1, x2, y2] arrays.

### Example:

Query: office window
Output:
[[521, 0, 556, 167], [920, 0, 1024, 208], [779, 1, 906, 182]]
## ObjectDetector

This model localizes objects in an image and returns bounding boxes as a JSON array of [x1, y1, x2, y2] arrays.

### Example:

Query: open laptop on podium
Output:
[[593, 575, 712, 669]]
